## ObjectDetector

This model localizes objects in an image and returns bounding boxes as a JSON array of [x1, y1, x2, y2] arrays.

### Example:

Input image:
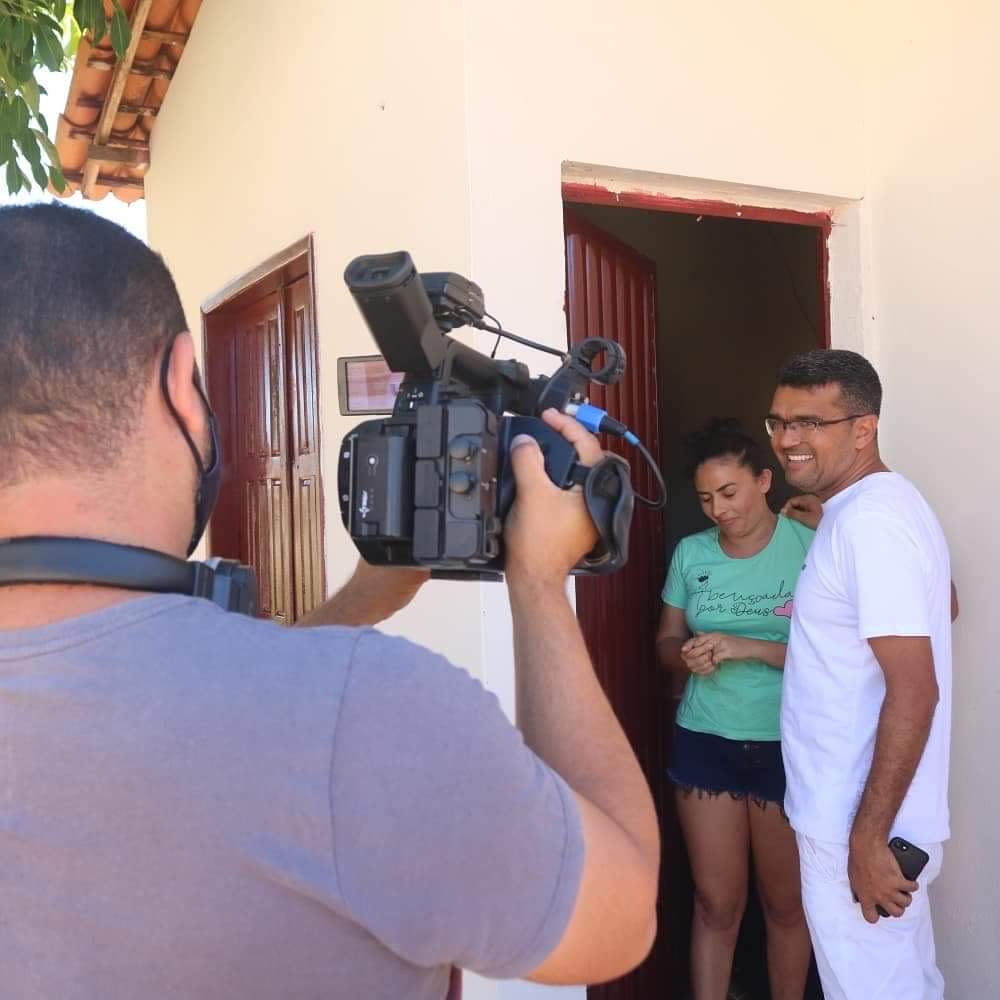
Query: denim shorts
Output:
[[667, 724, 786, 806]]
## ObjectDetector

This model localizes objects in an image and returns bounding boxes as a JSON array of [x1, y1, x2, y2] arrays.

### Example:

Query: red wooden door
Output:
[[285, 277, 325, 618], [224, 293, 295, 625], [564, 209, 684, 1000], [206, 270, 326, 626], [205, 320, 240, 564]]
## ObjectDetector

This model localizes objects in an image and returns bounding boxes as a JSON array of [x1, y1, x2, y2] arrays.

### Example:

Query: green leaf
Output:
[[18, 128, 40, 166], [110, 1, 130, 59], [33, 23, 63, 72], [48, 161, 66, 193], [29, 155, 47, 188], [5, 156, 22, 196], [28, 155, 48, 188], [53, 0, 68, 22], [0, 43, 14, 90], [65, 18, 82, 61], [10, 54, 34, 84], [10, 16, 31, 57], [31, 126, 57, 163], [21, 75, 39, 115], [73, 0, 96, 31], [12, 95, 28, 132], [74, 0, 107, 42], [95, 10, 108, 45], [35, 12, 64, 37], [0, 133, 12, 166]]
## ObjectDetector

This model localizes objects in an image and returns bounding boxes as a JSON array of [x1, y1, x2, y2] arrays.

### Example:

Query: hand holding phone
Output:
[[848, 837, 929, 923], [874, 837, 930, 917]]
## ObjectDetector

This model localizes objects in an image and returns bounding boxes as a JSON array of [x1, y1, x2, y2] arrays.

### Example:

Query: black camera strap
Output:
[[0, 537, 257, 616]]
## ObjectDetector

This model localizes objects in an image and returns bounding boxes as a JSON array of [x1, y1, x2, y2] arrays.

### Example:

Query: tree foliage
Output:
[[0, 1, 131, 195]]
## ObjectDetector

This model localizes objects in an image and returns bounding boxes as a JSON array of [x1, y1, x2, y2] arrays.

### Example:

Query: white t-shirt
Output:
[[781, 472, 952, 845]]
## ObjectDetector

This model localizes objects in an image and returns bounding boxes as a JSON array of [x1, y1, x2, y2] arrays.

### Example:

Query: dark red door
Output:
[[207, 293, 294, 624], [234, 293, 295, 625], [206, 268, 326, 626], [285, 277, 325, 618], [564, 208, 685, 1000]]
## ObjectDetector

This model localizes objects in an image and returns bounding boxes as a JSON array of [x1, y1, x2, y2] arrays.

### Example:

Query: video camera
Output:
[[338, 252, 665, 580]]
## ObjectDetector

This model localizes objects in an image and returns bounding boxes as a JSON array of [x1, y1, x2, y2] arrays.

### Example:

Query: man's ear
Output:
[[163, 332, 205, 437], [853, 413, 879, 451]]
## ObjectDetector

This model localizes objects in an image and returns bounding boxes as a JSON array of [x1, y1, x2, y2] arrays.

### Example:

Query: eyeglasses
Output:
[[764, 414, 872, 437]]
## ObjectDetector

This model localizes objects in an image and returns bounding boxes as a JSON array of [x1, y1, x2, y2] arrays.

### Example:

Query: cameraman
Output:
[[0, 205, 658, 998]]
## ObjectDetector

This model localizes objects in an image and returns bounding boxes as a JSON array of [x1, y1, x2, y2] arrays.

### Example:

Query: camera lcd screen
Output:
[[337, 355, 405, 415]]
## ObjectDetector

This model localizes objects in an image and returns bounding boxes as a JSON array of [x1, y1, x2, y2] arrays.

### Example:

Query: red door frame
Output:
[[562, 182, 832, 350]]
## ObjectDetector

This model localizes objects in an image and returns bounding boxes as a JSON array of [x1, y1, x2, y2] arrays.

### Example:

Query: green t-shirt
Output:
[[662, 514, 815, 741]]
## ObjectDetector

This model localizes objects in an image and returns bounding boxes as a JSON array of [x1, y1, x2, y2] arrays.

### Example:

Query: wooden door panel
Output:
[[205, 321, 240, 561], [285, 277, 325, 618], [206, 256, 325, 627], [565, 208, 682, 1000], [231, 293, 294, 625], [245, 476, 292, 624]]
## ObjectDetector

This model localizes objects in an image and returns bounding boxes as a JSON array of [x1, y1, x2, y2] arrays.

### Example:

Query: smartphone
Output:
[[873, 837, 930, 917], [889, 836, 930, 881]]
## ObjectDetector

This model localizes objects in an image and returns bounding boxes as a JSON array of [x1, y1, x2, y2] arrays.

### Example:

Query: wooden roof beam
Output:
[[142, 28, 188, 45], [80, 0, 155, 199], [87, 144, 150, 167], [68, 128, 150, 151], [86, 56, 174, 80], [76, 96, 159, 117]]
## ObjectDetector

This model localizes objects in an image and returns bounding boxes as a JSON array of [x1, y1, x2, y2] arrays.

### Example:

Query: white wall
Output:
[[860, 2, 1000, 993], [145, 1, 485, 673], [146, 0, 1000, 995], [464, 6, 863, 995], [148, 3, 865, 998]]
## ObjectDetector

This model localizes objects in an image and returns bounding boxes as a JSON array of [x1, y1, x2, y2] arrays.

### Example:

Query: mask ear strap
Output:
[[160, 334, 209, 476]]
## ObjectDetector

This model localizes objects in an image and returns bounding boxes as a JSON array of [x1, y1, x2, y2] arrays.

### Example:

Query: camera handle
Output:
[[497, 417, 634, 575]]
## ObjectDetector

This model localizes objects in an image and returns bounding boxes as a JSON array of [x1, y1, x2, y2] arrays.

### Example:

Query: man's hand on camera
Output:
[[504, 409, 603, 589], [295, 559, 430, 628]]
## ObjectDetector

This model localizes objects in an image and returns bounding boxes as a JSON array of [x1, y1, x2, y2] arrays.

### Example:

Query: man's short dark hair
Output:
[[0, 203, 187, 487], [776, 349, 883, 416]]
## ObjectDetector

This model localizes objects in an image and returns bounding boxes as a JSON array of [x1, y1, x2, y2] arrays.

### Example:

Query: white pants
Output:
[[796, 834, 945, 1000]]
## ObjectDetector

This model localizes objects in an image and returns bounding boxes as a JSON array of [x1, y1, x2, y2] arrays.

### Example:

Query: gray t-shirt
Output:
[[0, 595, 584, 998]]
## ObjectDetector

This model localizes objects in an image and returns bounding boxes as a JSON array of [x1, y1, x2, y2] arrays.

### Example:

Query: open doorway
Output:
[[563, 191, 828, 1000]]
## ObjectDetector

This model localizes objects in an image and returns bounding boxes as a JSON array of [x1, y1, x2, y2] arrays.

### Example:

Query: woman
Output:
[[656, 419, 814, 1000]]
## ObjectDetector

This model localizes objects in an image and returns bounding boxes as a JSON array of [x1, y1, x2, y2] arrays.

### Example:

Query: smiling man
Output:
[[766, 350, 952, 1000]]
